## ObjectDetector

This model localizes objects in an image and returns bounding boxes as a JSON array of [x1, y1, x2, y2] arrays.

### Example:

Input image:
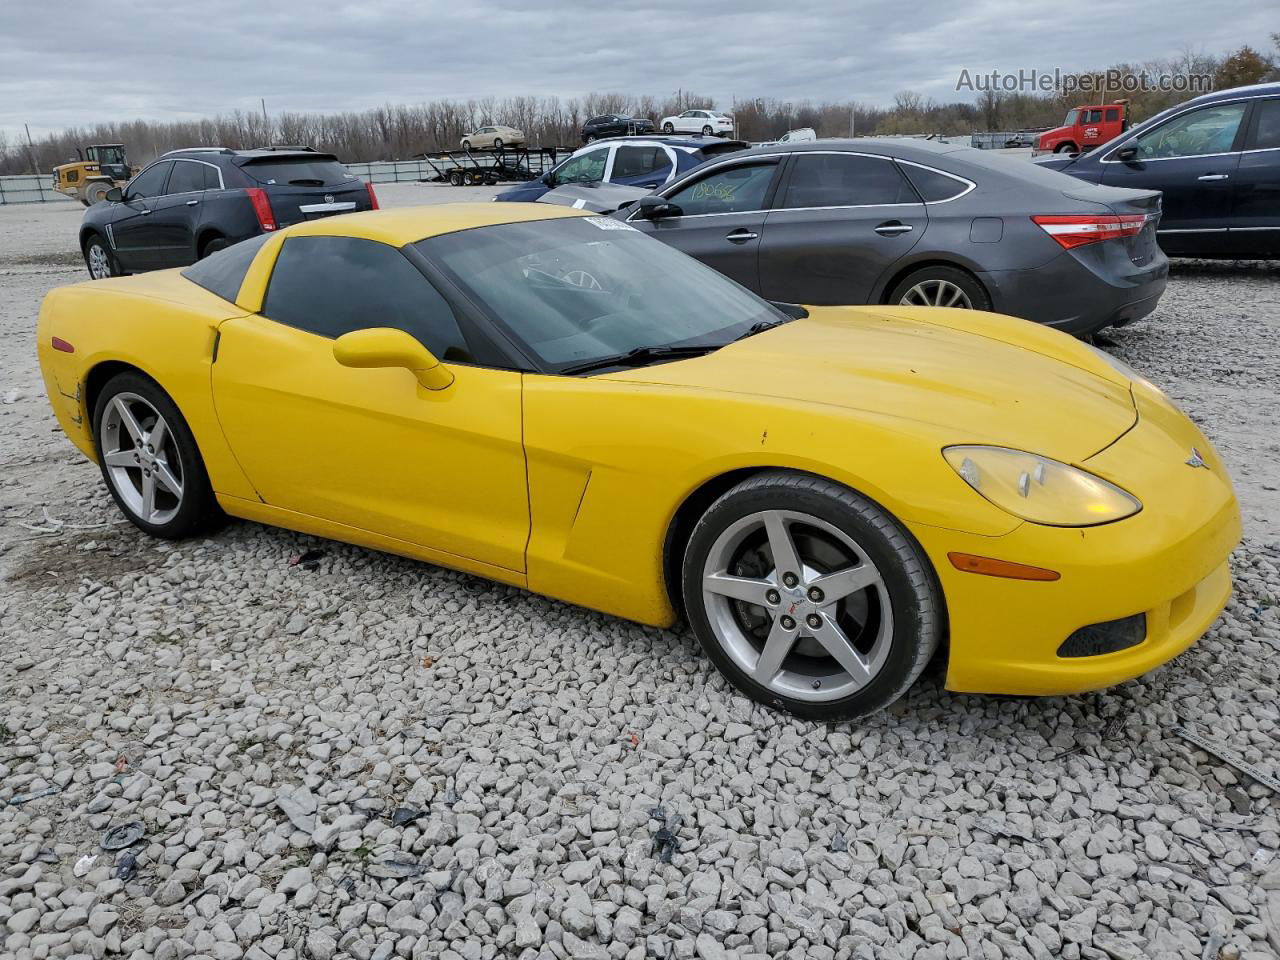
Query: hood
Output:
[[604, 305, 1137, 463]]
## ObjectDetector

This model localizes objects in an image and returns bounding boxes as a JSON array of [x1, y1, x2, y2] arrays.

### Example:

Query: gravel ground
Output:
[[2, 182, 1279, 960]]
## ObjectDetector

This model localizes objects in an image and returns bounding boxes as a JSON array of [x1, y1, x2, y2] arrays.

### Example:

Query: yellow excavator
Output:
[[52, 144, 137, 206]]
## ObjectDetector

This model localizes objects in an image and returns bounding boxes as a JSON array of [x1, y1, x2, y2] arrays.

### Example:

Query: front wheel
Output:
[[663, 123, 675, 134], [92, 372, 222, 539], [682, 471, 942, 720], [84, 181, 112, 205], [890, 266, 990, 311], [461, 140, 472, 151], [84, 234, 120, 280], [1055, 142, 1077, 154]]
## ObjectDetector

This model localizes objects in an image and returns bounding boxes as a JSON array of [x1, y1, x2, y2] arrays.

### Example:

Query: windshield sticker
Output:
[[585, 217, 637, 231]]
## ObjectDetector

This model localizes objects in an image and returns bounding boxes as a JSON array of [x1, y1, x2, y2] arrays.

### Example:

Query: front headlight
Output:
[[943, 445, 1141, 527]]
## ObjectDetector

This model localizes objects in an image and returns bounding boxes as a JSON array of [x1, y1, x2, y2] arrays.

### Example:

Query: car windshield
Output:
[[417, 217, 782, 373], [1063, 109, 1079, 126]]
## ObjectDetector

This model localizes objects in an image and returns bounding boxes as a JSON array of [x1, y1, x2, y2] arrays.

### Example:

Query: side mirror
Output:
[[1113, 145, 1138, 162], [106, 187, 123, 202], [333, 328, 454, 391], [637, 195, 681, 220]]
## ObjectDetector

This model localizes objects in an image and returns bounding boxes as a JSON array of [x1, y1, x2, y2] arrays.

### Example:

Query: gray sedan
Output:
[[615, 139, 1168, 337]]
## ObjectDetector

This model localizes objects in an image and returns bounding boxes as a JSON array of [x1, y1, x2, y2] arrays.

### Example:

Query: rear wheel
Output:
[[890, 266, 990, 311], [492, 138, 503, 151], [701, 125, 714, 137], [84, 234, 119, 280], [92, 372, 221, 539], [199, 235, 229, 259], [682, 471, 942, 720]]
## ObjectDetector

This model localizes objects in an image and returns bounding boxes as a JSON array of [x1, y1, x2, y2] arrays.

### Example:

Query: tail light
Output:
[[245, 188, 276, 231], [1032, 214, 1147, 249], [366, 183, 379, 210]]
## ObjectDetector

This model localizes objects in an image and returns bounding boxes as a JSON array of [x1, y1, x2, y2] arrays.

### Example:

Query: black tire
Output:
[[663, 123, 675, 134], [92, 372, 222, 540], [449, 170, 463, 186], [681, 470, 943, 721], [83, 233, 121, 280], [461, 140, 472, 151], [701, 125, 714, 137], [585, 134, 597, 143], [1055, 142, 1077, 154], [888, 265, 991, 311], [85, 181, 112, 205], [199, 236, 230, 259], [492, 138, 503, 150]]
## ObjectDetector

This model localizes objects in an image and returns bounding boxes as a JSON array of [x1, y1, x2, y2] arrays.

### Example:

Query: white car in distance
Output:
[[659, 109, 735, 137]]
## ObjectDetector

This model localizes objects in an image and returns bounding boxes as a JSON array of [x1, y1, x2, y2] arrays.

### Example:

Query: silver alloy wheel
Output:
[[899, 279, 972, 308], [87, 243, 112, 280], [100, 393, 184, 525], [701, 509, 893, 703]]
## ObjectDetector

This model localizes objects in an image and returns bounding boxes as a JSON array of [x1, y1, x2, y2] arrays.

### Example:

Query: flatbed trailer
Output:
[[415, 146, 572, 186]]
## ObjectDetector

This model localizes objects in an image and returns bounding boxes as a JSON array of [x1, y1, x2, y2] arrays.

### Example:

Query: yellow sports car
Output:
[[36, 204, 1240, 720]]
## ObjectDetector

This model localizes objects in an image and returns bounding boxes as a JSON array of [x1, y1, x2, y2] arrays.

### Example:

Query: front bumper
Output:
[[910, 385, 1241, 696]]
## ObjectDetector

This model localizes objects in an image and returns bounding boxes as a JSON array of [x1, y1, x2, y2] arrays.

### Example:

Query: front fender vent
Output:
[[1057, 613, 1147, 658]]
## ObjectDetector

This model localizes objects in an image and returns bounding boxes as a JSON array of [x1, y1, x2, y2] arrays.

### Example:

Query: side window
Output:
[[262, 236, 474, 362], [555, 149, 608, 184], [166, 161, 207, 195], [778, 154, 916, 208], [181, 234, 270, 303], [1105, 108, 1119, 122], [201, 164, 222, 190], [900, 163, 970, 203], [1249, 99, 1280, 151], [1082, 109, 1103, 124], [668, 162, 777, 216], [611, 146, 668, 179], [1134, 103, 1247, 160], [124, 162, 172, 200]]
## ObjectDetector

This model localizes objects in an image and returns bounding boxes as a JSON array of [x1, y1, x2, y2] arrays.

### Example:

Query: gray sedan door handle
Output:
[[186, 199, 200, 206], [875, 221, 913, 236], [1197, 174, 1230, 181], [725, 229, 758, 243]]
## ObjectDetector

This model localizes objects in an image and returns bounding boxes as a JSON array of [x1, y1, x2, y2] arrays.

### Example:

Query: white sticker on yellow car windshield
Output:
[[585, 217, 637, 231]]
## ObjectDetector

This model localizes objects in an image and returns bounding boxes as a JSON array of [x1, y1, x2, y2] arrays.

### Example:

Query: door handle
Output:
[[874, 221, 913, 236], [139, 208, 152, 215], [725, 229, 758, 243], [186, 199, 200, 206], [1197, 174, 1230, 181]]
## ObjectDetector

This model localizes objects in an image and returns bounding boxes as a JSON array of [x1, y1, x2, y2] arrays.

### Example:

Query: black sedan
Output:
[[617, 139, 1168, 337], [1035, 82, 1280, 259], [581, 115, 656, 143], [80, 147, 377, 278]]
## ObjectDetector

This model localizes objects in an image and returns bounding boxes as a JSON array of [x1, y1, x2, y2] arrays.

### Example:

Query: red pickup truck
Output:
[[1034, 101, 1130, 156]]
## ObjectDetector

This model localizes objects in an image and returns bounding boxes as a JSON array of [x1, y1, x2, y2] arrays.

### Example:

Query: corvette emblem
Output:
[[1186, 448, 1208, 469]]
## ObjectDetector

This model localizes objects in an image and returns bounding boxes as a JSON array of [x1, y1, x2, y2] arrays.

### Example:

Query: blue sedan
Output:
[[1036, 82, 1280, 259]]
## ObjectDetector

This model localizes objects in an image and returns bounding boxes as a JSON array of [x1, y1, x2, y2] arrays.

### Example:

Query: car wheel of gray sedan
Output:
[[93, 372, 221, 540], [890, 266, 991, 311], [682, 470, 942, 720], [84, 235, 119, 280], [663, 123, 675, 134]]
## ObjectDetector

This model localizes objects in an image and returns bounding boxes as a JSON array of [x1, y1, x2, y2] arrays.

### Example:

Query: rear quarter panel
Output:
[[36, 274, 259, 500]]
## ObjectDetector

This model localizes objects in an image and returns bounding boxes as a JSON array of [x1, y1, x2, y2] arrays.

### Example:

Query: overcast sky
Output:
[[1, 0, 1272, 141]]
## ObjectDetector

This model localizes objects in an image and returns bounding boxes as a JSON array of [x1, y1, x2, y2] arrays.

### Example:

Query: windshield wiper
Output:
[[732, 319, 787, 342], [559, 344, 723, 376]]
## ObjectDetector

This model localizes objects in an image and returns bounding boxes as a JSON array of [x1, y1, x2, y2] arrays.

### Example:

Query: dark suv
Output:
[[80, 147, 378, 279]]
